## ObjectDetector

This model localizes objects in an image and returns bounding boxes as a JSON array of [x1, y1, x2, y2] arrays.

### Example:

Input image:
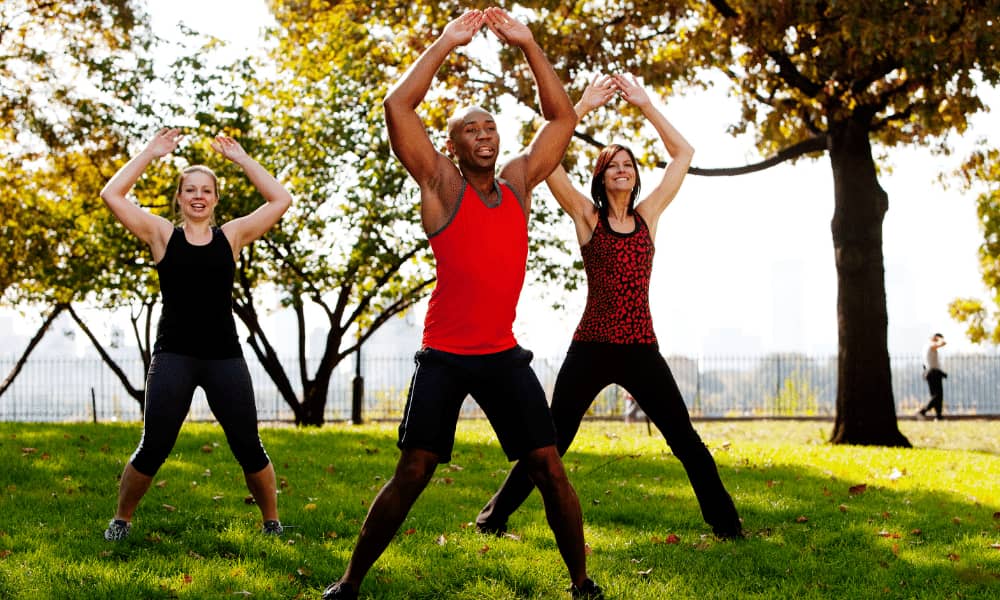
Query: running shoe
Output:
[[571, 578, 605, 599], [321, 581, 358, 599], [103, 519, 131, 541], [262, 519, 284, 535]]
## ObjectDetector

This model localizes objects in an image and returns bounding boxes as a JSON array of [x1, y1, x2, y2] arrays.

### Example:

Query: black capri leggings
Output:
[[477, 341, 740, 534], [129, 353, 270, 476]]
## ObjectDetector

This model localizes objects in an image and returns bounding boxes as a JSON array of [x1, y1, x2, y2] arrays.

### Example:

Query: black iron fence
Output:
[[1, 352, 998, 423]]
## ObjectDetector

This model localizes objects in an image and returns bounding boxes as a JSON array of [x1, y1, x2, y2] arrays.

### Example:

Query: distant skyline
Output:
[[4, 0, 997, 360]]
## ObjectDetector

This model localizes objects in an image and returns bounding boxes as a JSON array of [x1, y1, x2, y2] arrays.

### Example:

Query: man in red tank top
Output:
[[322, 8, 603, 600]]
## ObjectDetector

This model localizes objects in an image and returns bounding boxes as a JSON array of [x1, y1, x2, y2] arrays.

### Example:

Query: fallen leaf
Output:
[[21, 448, 36, 454], [201, 445, 213, 453], [848, 484, 867, 495], [478, 545, 490, 555], [404, 528, 416, 535], [882, 512, 891, 520], [162, 504, 176, 512], [304, 503, 317, 511], [296, 567, 312, 577], [0, 550, 12, 559], [188, 550, 203, 560], [952, 517, 962, 525], [766, 480, 776, 488], [211, 495, 224, 502], [585, 542, 593, 555], [182, 574, 192, 585], [795, 516, 809, 523], [502, 533, 521, 541], [910, 529, 923, 536], [948, 553, 960, 561], [838, 504, 848, 513], [326, 531, 339, 539], [822, 487, 832, 497], [155, 480, 168, 488], [891, 543, 900, 556], [665, 534, 680, 544], [99, 550, 112, 557], [40, 453, 50, 460], [324, 464, 336, 474]]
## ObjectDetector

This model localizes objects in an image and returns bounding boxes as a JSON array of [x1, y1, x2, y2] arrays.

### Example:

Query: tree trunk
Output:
[[0, 303, 66, 399], [299, 377, 331, 427], [827, 114, 910, 447]]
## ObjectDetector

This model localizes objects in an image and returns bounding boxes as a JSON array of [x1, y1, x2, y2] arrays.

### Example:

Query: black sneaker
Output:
[[262, 519, 284, 535], [103, 519, 131, 541], [322, 581, 358, 600], [714, 525, 745, 540], [570, 578, 605, 599]]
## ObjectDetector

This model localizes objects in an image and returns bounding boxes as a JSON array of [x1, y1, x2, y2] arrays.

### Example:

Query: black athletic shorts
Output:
[[397, 345, 556, 463]]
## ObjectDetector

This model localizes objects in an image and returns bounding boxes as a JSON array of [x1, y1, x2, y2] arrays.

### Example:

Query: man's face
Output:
[[447, 108, 499, 170]]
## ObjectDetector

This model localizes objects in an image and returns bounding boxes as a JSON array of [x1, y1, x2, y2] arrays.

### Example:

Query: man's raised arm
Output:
[[383, 10, 485, 185], [485, 7, 576, 192]]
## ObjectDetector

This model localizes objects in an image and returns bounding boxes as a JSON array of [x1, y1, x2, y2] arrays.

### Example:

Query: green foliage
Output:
[[951, 147, 1000, 344], [0, 420, 997, 598]]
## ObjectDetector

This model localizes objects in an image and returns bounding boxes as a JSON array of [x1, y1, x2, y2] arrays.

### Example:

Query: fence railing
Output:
[[1, 352, 997, 423]]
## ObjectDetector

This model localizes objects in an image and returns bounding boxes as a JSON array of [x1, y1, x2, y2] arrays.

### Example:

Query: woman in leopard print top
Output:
[[477, 74, 743, 539]]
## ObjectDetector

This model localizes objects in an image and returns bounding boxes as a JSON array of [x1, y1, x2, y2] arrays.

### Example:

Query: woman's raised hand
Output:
[[577, 74, 618, 115], [612, 74, 652, 109], [144, 128, 183, 158], [210, 134, 250, 165]]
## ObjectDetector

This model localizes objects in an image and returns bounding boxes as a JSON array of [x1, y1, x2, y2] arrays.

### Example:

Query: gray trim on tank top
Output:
[[427, 178, 511, 239]]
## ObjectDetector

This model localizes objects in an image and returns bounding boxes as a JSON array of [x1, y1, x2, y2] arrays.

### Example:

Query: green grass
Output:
[[0, 419, 997, 599]]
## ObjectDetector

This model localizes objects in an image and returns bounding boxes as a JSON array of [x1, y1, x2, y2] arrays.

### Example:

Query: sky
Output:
[[5, 0, 995, 359]]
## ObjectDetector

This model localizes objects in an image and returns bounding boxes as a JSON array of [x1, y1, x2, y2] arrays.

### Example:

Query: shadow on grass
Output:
[[0, 422, 997, 599]]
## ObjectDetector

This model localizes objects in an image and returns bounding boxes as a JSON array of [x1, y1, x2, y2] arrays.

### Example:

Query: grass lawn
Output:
[[0, 419, 997, 599]]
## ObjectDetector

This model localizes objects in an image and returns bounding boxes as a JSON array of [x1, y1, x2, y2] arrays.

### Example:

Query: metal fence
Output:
[[1, 352, 998, 423]]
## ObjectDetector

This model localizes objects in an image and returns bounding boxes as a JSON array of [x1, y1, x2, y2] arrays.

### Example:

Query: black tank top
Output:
[[153, 227, 242, 358]]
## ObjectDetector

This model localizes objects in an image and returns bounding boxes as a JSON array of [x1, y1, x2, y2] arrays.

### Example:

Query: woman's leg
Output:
[[621, 348, 742, 536], [202, 358, 278, 523], [112, 354, 197, 525]]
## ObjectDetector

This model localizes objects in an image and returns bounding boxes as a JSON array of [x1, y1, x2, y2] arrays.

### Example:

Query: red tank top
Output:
[[572, 213, 658, 344], [423, 180, 527, 354]]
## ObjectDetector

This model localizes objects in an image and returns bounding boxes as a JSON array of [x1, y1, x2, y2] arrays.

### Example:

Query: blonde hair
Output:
[[172, 165, 219, 226]]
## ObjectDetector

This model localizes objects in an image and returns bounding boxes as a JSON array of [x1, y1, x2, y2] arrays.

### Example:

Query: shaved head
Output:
[[447, 106, 495, 140]]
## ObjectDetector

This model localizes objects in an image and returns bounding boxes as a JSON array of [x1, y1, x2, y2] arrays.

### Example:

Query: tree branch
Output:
[[66, 303, 143, 404], [0, 303, 66, 400], [689, 135, 828, 176]]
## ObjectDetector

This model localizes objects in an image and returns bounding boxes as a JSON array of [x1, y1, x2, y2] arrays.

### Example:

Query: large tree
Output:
[[0, 0, 157, 401], [480, 0, 997, 446]]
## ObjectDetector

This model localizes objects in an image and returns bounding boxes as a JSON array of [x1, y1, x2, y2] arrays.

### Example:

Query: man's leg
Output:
[[520, 445, 590, 587], [927, 371, 944, 418], [337, 448, 439, 587], [477, 347, 604, 532]]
